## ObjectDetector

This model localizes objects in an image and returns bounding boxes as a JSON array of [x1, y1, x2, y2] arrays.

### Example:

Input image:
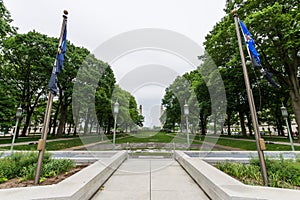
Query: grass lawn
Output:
[[116, 132, 180, 143], [1, 131, 299, 151], [220, 134, 298, 143], [0, 135, 43, 144], [170, 133, 300, 151], [216, 138, 300, 151], [0, 133, 128, 151]]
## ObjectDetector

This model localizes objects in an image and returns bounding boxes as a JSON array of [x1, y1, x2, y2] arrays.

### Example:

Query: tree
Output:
[[55, 44, 90, 136], [73, 54, 116, 135], [235, 0, 299, 139], [205, 0, 299, 139], [111, 85, 143, 132], [128, 95, 144, 128], [161, 88, 181, 132], [0, 0, 17, 133], [187, 69, 211, 135], [1, 31, 58, 137], [0, 1, 16, 40], [161, 74, 200, 133], [95, 62, 116, 134], [0, 79, 17, 134]]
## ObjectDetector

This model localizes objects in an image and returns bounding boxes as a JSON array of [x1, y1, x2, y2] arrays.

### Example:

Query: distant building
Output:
[[160, 105, 166, 129], [139, 105, 143, 116]]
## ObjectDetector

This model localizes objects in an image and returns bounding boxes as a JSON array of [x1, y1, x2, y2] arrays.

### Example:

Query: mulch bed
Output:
[[0, 165, 88, 189]]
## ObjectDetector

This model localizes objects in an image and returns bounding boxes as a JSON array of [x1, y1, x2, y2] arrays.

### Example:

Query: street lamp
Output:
[[10, 106, 22, 153], [281, 104, 295, 152], [184, 101, 190, 147], [113, 100, 119, 148]]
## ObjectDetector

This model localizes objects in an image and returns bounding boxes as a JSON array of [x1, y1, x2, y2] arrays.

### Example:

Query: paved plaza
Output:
[[91, 159, 209, 200]]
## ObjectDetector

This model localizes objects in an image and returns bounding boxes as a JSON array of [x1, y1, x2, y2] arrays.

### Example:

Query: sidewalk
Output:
[[91, 159, 209, 200]]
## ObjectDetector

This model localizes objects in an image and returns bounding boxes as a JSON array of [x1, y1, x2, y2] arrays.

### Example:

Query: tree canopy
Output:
[[162, 0, 299, 139]]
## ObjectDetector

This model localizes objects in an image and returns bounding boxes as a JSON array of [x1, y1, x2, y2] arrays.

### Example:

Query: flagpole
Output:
[[232, 8, 269, 186], [34, 10, 68, 185]]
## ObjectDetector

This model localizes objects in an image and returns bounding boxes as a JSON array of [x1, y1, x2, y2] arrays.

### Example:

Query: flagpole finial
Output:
[[63, 10, 68, 15], [232, 4, 238, 16], [232, 9, 238, 17]]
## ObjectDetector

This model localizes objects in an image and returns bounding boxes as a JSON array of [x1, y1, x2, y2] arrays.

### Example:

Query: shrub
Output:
[[0, 152, 74, 183], [20, 164, 37, 180], [42, 159, 74, 178], [0, 157, 18, 179], [216, 157, 300, 189]]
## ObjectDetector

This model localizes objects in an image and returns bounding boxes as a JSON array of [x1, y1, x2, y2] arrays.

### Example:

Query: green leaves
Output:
[[0, 152, 75, 182], [204, 0, 300, 135], [111, 85, 143, 130], [0, 1, 16, 39], [217, 157, 300, 188], [0, 31, 58, 135]]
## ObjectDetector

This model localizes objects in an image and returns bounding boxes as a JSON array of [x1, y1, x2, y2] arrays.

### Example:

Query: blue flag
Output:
[[239, 19, 278, 88], [56, 25, 67, 74], [48, 23, 67, 94], [239, 20, 261, 66]]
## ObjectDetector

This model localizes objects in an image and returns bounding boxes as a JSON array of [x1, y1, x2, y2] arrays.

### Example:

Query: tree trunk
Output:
[[21, 92, 42, 137], [199, 113, 206, 135], [73, 126, 77, 136], [276, 119, 285, 136], [51, 103, 60, 136], [213, 115, 217, 134], [246, 113, 253, 136], [57, 104, 68, 137], [97, 124, 100, 135], [227, 112, 231, 136], [276, 120, 280, 136], [172, 122, 175, 132], [107, 118, 112, 134], [289, 89, 300, 142], [21, 109, 33, 137], [239, 112, 247, 136], [89, 121, 94, 135], [83, 111, 90, 135], [67, 123, 72, 135]]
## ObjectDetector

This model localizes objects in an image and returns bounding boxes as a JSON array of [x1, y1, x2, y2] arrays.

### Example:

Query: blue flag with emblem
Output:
[[48, 23, 67, 94], [239, 20, 261, 66], [239, 19, 278, 88]]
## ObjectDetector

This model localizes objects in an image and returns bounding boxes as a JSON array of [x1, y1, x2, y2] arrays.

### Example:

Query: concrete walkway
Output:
[[91, 159, 209, 200]]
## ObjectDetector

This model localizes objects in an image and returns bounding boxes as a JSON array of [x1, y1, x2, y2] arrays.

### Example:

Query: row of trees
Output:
[[0, 2, 143, 137], [161, 0, 299, 141]]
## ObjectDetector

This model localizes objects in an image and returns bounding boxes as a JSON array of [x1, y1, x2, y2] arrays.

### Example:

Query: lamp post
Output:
[[281, 104, 295, 152], [10, 106, 22, 153], [113, 100, 119, 147], [184, 101, 190, 147]]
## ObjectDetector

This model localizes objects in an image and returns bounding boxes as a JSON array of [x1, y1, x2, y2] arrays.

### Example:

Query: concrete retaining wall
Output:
[[175, 151, 300, 200], [0, 151, 127, 200]]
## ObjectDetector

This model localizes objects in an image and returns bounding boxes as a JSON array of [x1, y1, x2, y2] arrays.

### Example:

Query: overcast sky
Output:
[[4, 0, 226, 127]]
